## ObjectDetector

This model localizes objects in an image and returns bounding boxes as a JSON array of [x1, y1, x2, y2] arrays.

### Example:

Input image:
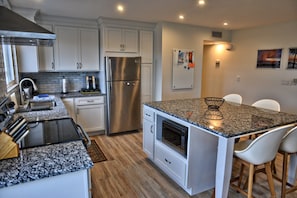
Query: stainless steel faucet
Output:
[[19, 78, 38, 104]]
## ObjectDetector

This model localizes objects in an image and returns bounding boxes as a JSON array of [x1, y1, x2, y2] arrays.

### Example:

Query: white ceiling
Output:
[[9, 0, 297, 30]]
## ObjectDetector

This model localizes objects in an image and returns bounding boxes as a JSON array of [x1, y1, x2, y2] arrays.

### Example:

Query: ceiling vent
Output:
[[211, 31, 222, 38]]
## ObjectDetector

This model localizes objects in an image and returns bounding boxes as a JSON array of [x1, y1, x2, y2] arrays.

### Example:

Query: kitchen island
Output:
[[143, 98, 297, 197]]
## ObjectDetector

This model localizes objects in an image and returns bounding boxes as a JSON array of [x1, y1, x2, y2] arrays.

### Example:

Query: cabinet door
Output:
[[143, 119, 154, 160], [123, 29, 138, 53], [38, 24, 55, 71], [139, 30, 153, 63], [104, 27, 123, 52], [62, 98, 76, 121], [80, 28, 99, 71], [76, 104, 105, 132], [17, 46, 39, 72], [141, 63, 152, 103], [55, 26, 79, 71]]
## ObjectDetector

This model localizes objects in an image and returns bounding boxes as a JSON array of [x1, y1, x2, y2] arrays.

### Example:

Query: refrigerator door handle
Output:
[[108, 59, 112, 81]]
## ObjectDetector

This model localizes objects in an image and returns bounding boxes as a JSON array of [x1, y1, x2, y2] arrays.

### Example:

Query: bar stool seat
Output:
[[230, 124, 294, 198], [274, 125, 297, 198]]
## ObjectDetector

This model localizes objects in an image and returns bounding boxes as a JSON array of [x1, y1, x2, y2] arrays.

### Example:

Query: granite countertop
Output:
[[58, 91, 105, 98], [145, 98, 297, 138], [0, 141, 93, 188], [14, 95, 69, 122], [0, 93, 96, 189]]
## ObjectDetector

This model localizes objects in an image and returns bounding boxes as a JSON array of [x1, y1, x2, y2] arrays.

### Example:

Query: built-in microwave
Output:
[[157, 119, 188, 157]]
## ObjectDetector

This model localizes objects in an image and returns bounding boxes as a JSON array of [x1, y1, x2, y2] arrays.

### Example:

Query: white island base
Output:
[[143, 106, 218, 195]]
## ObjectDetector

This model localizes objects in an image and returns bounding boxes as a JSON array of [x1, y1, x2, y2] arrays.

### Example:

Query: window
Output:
[[2, 44, 18, 92]]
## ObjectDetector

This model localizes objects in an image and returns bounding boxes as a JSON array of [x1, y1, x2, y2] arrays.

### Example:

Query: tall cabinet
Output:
[[99, 19, 155, 114], [140, 30, 153, 105]]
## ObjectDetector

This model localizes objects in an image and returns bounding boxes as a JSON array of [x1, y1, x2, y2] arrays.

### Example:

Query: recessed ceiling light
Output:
[[197, 0, 205, 6], [179, 15, 185, 20], [117, 4, 124, 12], [223, 22, 229, 26]]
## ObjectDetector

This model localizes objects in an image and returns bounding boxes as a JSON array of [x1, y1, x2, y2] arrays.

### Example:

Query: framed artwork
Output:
[[287, 48, 297, 69], [256, 49, 282, 68]]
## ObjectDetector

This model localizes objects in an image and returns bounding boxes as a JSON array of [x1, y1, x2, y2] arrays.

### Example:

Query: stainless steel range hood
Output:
[[0, 6, 56, 46]]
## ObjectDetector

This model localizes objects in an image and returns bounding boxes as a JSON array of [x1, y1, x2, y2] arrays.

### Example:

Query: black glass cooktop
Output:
[[20, 118, 83, 149]]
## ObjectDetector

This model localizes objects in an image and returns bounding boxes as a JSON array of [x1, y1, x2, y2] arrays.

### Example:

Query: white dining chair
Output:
[[230, 124, 294, 198], [223, 94, 242, 104], [273, 125, 297, 198], [252, 99, 280, 112]]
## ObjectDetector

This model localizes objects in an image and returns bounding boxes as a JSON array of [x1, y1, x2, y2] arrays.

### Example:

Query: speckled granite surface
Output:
[[0, 141, 93, 188], [145, 98, 297, 137], [14, 95, 69, 122], [59, 91, 105, 98]]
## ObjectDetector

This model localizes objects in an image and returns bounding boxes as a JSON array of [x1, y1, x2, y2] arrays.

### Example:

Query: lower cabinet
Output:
[[154, 141, 187, 187], [143, 107, 155, 160], [62, 98, 76, 121], [62, 96, 105, 133], [0, 169, 90, 198]]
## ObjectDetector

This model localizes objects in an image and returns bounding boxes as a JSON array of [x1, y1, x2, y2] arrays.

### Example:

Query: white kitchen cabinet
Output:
[[62, 98, 76, 121], [75, 96, 105, 133], [141, 63, 153, 103], [17, 24, 55, 72], [104, 27, 138, 53], [38, 24, 55, 71], [140, 30, 153, 106], [139, 30, 153, 63], [155, 141, 187, 187], [0, 169, 90, 198], [17, 46, 39, 72], [143, 107, 155, 160], [55, 26, 99, 71]]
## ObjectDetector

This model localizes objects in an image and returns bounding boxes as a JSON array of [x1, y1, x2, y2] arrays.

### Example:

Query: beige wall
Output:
[[202, 21, 297, 113], [154, 22, 231, 101]]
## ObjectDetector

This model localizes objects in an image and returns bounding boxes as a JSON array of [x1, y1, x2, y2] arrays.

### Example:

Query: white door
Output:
[[76, 104, 105, 132]]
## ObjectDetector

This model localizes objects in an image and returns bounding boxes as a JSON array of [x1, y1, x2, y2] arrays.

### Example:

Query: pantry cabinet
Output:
[[140, 30, 153, 104], [55, 26, 99, 71], [104, 27, 138, 53]]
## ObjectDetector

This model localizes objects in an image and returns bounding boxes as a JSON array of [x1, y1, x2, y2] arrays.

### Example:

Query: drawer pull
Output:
[[150, 125, 153, 134], [87, 100, 94, 103], [145, 113, 151, 117]]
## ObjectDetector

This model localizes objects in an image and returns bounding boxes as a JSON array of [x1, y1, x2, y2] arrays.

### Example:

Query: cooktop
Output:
[[20, 118, 84, 149]]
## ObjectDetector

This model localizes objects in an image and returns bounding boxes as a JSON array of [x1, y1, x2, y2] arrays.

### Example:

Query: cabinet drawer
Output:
[[155, 142, 186, 186], [75, 96, 104, 105], [143, 107, 154, 122]]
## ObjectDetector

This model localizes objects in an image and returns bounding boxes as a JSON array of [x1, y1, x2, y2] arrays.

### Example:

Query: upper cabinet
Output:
[[104, 27, 138, 53], [38, 24, 55, 72], [17, 24, 54, 73], [139, 30, 153, 64], [55, 26, 99, 71]]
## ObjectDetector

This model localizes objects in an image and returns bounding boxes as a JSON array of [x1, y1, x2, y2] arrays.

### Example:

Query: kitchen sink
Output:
[[16, 100, 56, 113]]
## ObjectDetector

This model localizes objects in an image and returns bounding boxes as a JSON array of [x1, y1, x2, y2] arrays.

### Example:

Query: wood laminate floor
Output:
[[90, 132, 297, 198]]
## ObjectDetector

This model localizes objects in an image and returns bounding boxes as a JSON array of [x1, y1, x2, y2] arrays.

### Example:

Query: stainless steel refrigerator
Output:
[[105, 56, 141, 135]]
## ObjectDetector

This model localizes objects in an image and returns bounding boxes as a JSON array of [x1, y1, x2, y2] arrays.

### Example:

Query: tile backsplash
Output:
[[20, 72, 100, 93]]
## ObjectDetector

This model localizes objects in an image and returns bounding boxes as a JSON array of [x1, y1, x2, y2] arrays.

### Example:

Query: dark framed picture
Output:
[[287, 48, 297, 69], [256, 49, 282, 68]]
